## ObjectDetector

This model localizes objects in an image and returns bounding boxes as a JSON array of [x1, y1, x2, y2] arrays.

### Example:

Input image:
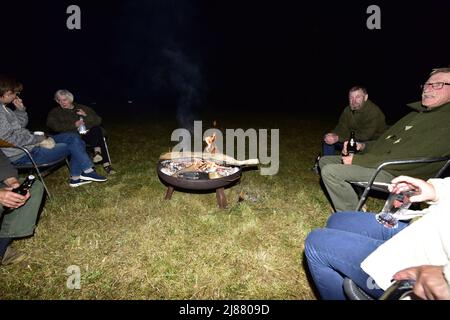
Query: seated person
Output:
[[0, 151, 44, 266], [322, 85, 386, 156], [47, 89, 116, 175], [0, 75, 107, 187], [319, 67, 450, 212], [305, 175, 450, 300]]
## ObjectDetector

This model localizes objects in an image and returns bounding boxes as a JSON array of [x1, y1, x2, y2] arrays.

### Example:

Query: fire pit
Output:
[[157, 152, 258, 208], [157, 158, 241, 208]]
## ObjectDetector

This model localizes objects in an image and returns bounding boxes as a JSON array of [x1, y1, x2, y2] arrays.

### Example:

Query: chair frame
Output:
[[0, 139, 69, 199], [348, 156, 450, 211]]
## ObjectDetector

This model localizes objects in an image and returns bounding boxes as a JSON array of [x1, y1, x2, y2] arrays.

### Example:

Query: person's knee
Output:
[[69, 133, 87, 148], [305, 229, 327, 260], [326, 212, 354, 228], [319, 156, 340, 170], [320, 163, 339, 179], [30, 180, 44, 198]]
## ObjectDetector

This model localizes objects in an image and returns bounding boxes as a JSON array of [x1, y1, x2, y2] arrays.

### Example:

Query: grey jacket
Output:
[[0, 103, 42, 161]]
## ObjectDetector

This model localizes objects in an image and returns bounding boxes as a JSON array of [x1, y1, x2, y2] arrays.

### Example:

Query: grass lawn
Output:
[[0, 114, 384, 299]]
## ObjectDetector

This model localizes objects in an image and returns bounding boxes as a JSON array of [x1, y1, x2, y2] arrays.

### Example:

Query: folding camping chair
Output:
[[0, 139, 69, 198]]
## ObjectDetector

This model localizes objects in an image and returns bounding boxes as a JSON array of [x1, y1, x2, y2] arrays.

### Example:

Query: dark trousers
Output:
[[82, 126, 110, 164]]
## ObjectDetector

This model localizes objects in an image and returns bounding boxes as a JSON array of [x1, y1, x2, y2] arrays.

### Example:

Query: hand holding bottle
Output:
[[389, 176, 437, 203], [76, 116, 88, 134], [75, 108, 87, 117]]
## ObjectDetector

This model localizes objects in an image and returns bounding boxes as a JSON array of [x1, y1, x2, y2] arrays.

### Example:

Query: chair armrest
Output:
[[353, 156, 450, 211]]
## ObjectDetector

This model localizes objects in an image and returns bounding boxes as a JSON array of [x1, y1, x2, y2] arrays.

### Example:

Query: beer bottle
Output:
[[347, 131, 357, 154], [12, 175, 36, 195]]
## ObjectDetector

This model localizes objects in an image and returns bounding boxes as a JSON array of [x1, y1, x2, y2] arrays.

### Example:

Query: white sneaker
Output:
[[69, 178, 92, 187]]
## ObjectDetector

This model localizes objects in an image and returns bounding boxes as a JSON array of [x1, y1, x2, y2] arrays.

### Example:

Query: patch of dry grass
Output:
[[0, 115, 384, 299]]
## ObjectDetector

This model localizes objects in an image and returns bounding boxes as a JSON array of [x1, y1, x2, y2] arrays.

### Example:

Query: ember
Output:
[[160, 158, 239, 180]]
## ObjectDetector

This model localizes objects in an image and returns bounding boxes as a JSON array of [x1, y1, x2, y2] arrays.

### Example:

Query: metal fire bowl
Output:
[[157, 160, 242, 191]]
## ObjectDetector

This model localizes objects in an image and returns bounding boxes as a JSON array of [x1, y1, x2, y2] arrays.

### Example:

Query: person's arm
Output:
[[46, 108, 78, 133], [10, 96, 30, 128], [393, 265, 450, 300], [0, 151, 18, 182], [389, 176, 437, 203], [75, 105, 102, 128], [0, 152, 29, 208], [0, 110, 37, 147]]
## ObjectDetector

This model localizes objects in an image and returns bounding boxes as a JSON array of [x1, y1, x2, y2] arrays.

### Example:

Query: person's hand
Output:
[[75, 119, 84, 128], [389, 176, 437, 203], [324, 133, 339, 145], [3, 177, 21, 189], [342, 141, 366, 155], [12, 97, 25, 110], [76, 109, 87, 117], [341, 153, 353, 165], [393, 265, 450, 300], [39, 137, 56, 149], [0, 188, 30, 209]]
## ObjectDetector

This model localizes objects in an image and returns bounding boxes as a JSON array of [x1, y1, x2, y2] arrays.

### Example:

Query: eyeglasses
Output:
[[420, 82, 450, 90]]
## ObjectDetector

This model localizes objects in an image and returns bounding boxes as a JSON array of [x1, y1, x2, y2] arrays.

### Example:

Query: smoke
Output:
[[154, 46, 205, 132]]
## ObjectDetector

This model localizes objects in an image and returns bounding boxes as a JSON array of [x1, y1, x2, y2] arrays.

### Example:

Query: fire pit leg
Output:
[[165, 186, 175, 200], [216, 187, 228, 209]]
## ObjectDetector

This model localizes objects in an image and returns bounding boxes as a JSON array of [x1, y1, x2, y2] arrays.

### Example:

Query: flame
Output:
[[204, 133, 218, 154]]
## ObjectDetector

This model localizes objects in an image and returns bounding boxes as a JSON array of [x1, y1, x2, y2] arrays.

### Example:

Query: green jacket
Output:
[[46, 103, 102, 133], [352, 101, 450, 178], [333, 99, 386, 142]]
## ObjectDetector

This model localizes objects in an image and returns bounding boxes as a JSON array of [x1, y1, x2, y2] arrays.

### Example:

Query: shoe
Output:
[[69, 178, 93, 187], [1, 247, 26, 266], [103, 165, 116, 175], [80, 170, 107, 182], [93, 152, 103, 164]]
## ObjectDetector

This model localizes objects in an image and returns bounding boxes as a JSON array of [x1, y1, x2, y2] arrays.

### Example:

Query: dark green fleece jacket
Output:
[[46, 103, 102, 133], [352, 101, 450, 178], [333, 99, 386, 142]]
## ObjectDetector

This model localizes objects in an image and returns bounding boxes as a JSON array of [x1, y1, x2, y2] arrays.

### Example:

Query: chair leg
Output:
[[103, 137, 112, 165], [33, 166, 52, 199]]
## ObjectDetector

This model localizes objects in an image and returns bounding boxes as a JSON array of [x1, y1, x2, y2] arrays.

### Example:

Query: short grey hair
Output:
[[54, 89, 74, 102], [430, 67, 450, 76]]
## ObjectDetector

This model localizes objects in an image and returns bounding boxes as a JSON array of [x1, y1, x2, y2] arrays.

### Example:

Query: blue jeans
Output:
[[322, 142, 343, 156], [13, 132, 93, 177], [304, 212, 409, 300]]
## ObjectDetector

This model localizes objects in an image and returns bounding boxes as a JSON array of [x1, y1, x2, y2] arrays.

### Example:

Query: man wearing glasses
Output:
[[319, 67, 450, 212]]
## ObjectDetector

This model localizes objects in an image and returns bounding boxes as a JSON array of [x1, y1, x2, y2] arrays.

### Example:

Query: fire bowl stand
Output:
[[164, 186, 228, 209]]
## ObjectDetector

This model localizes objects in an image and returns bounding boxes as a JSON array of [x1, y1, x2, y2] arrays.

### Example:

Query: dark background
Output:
[[3, 0, 450, 127]]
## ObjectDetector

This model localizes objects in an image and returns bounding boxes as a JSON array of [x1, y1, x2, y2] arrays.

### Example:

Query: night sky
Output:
[[3, 0, 450, 126]]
